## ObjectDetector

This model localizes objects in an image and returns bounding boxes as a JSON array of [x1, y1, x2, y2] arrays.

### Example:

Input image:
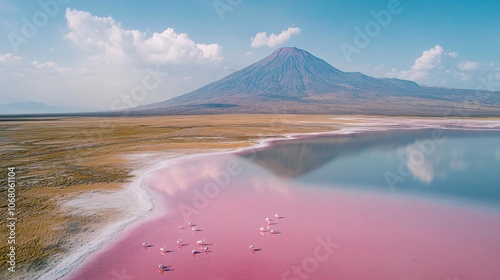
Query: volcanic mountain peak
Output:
[[253, 46, 343, 76], [263, 47, 325, 64], [138, 47, 500, 116]]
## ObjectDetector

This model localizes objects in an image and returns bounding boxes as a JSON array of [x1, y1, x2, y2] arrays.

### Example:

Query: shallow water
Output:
[[243, 129, 500, 207], [68, 129, 500, 280]]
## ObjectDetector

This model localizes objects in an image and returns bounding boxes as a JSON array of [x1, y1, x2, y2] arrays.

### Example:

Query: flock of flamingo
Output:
[[141, 213, 285, 273]]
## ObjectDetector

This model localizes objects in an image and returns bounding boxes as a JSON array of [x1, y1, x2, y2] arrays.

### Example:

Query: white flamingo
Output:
[[196, 239, 206, 247], [191, 249, 198, 257], [275, 213, 284, 220], [160, 246, 167, 253], [142, 242, 148, 247], [266, 217, 273, 225], [202, 246, 209, 254], [249, 245, 258, 255], [158, 263, 171, 271], [176, 239, 184, 249]]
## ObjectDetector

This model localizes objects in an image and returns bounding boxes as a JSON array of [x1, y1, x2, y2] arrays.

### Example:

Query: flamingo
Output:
[[178, 225, 185, 230], [160, 246, 168, 254], [275, 213, 284, 220], [158, 264, 171, 271], [176, 239, 185, 249], [266, 217, 273, 225], [142, 242, 148, 247], [196, 239, 206, 247], [202, 246, 209, 254], [191, 249, 198, 257], [249, 245, 258, 255]]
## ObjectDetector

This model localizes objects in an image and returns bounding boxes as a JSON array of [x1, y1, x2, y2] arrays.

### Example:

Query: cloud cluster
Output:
[[250, 27, 301, 48], [65, 8, 223, 64], [1, 8, 228, 109], [406, 145, 434, 184], [387, 45, 498, 88], [398, 45, 457, 81]]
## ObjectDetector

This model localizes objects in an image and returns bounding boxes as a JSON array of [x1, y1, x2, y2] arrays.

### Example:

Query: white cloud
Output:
[[398, 45, 447, 81], [250, 26, 301, 48], [388, 45, 496, 88], [456, 61, 480, 71], [406, 145, 434, 184], [0, 53, 82, 105], [0, 9, 229, 110], [445, 51, 458, 58], [65, 8, 223, 64], [0, 53, 71, 76]]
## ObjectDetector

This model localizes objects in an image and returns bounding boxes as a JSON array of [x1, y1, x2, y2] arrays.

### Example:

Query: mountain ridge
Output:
[[136, 47, 500, 116]]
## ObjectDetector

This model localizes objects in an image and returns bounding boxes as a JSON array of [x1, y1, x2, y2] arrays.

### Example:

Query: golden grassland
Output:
[[0, 114, 349, 275]]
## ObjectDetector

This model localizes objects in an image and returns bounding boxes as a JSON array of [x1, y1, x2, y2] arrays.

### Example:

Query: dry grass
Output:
[[0, 114, 343, 276]]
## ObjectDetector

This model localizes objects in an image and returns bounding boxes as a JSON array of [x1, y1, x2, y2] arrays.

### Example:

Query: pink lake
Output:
[[68, 147, 500, 280]]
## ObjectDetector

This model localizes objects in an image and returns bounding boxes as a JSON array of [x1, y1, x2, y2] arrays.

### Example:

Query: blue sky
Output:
[[1, 0, 499, 109]]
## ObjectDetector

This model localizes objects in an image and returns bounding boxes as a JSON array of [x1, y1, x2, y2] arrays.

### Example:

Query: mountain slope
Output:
[[137, 47, 500, 116]]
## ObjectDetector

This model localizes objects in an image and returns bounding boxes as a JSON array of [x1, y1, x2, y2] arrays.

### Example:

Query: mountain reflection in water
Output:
[[239, 129, 500, 207]]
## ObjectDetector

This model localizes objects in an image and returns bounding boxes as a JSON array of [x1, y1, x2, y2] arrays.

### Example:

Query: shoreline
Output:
[[67, 135, 500, 280], [38, 152, 195, 280], [42, 116, 500, 279]]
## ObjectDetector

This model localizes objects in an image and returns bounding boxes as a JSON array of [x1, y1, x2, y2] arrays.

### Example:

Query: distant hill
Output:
[[0, 102, 96, 115], [135, 47, 500, 116]]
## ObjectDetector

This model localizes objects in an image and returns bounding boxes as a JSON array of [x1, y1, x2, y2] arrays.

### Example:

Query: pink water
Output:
[[68, 154, 500, 280]]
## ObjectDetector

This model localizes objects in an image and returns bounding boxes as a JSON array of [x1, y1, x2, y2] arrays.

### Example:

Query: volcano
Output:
[[137, 47, 500, 116]]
